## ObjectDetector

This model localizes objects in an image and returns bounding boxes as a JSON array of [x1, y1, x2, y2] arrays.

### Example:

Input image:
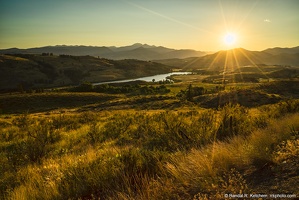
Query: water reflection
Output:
[[94, 72, 191, 85]]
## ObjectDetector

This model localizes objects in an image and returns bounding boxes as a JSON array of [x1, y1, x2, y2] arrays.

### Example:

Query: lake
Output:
[[94, 72, 191, 85]]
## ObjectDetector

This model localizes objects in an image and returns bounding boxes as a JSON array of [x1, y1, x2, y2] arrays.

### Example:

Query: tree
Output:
[[186, 84, 193, 101]]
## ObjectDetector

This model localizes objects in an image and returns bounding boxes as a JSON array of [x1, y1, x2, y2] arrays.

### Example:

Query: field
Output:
[[1, 68, 299, 199]]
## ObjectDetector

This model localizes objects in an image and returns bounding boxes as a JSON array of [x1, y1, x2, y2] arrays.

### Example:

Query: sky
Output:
[[0, 0, 298, 51]]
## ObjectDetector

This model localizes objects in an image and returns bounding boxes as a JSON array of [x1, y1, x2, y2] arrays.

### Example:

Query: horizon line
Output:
[[1, 43, 299, 53]]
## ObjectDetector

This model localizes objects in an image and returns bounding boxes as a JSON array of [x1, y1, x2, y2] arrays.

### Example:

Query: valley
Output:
[[0, 44, 299, 200], [1, 0, 299, 198]]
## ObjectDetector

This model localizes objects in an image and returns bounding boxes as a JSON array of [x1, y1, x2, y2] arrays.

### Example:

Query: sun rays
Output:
[[123, 0, 281, 92]]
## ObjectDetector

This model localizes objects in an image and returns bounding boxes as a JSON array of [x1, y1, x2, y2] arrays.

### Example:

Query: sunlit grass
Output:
[[1, 95, 298, 199], [165, 113, 299, 198]]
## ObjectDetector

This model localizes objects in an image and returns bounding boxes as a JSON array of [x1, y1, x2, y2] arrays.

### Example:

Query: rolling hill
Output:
[[0, 54, 171, 92], [155, 47, 299, 70], [1, 45, 299, 92]]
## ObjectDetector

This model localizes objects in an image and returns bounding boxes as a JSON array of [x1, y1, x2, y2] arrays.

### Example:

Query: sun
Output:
[[223, 33, 237, 46]]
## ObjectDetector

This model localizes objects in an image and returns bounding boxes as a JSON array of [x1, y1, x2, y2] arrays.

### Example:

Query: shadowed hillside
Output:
[[0, 54, 171, 92]]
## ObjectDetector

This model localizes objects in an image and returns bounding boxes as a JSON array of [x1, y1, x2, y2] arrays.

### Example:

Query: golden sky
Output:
[[0, 0, 298, 51]]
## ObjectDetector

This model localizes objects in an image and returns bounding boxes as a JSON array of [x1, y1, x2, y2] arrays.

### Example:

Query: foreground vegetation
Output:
[[1, 97, 298, 199], [1, 60, 299, 199]]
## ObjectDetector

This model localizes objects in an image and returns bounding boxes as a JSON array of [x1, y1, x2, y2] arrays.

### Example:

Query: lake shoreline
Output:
[[93, 72, 192, 85]]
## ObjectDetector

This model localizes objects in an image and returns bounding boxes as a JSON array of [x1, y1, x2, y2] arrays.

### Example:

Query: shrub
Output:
[[70, 82, 94, 92], [262, 99, 299, 118], [13, 112, 31, 131], [87, 121, 101, 144], [193, 168, 249, 199], [274, 139, 299, 163], [24, 119, 61, 163], [216, 104, 252, 140]]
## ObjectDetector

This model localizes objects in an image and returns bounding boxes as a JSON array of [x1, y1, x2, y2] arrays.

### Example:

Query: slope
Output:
[[0, 54, 171, 92]]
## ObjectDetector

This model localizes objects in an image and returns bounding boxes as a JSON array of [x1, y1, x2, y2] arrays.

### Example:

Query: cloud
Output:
[[264, 19, 271, 23]]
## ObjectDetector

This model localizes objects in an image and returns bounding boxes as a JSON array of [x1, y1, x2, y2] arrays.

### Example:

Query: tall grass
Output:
[[164, 114, 299, 198], [1, 100, 298, 199]]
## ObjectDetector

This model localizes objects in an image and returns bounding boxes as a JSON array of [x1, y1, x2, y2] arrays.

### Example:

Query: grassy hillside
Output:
[[1, 98, 298, 199], [0, 66, 298, 199], [0, 54, 171, 92]]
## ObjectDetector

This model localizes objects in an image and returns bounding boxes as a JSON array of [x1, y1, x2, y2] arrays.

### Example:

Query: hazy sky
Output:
[[0, 0, 298, 51]]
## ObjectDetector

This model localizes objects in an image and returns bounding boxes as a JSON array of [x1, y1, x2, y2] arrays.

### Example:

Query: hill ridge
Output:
[[155, 47, 299, 70]]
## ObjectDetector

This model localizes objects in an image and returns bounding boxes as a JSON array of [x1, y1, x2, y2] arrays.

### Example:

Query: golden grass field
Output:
[[0, 73, 298, 199]]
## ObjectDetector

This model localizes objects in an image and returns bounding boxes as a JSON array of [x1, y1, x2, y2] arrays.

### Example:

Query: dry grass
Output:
[[1, 100, 298, 199], [163, 113, 299, 198]]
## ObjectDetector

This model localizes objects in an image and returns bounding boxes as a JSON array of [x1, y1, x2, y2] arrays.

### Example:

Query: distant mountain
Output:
[[109, 43, 157, 52], [156, 47, 299, 70], [105, 47, 161, 60], [0, 43, 207, 60], [262, 46, 299, 55], [1, 45, 114, 56], [2, 44, 298, 67]]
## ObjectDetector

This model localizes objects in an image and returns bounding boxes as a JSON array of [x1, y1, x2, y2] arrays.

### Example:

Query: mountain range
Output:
[[155, 47, 299, 70], [1, 44, 298, 68], [0, 43, 207, 60], [1, 44, 299, 92]]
